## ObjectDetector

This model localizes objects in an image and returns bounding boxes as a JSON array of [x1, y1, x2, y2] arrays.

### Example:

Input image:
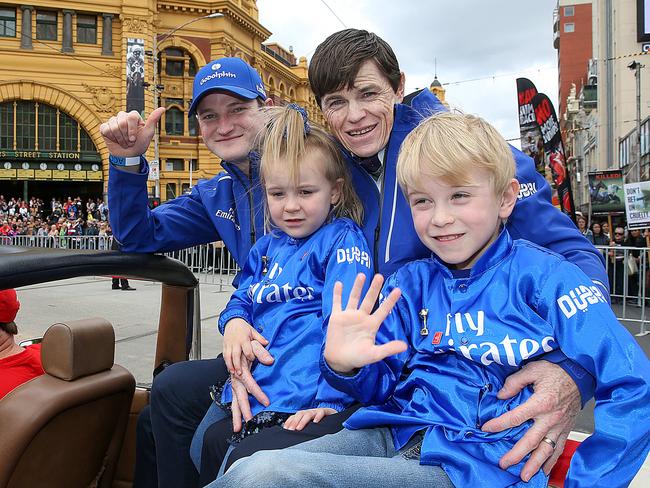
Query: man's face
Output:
[[196, 92, 269, 163], [320, 60, 404, 158], [614, 228, 625, 242]]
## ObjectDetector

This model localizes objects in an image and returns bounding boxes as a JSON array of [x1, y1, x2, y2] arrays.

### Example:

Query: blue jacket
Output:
[[349, 89, 609, 296], [108, 156, 265, 271], [323, 229, 650, 488], [218, 218, 373, 415]]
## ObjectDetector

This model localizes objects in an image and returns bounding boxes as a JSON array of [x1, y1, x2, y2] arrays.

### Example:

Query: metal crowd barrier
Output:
[[0, 235, 239, 291], [1, 235, 647, 332], [595, 245, 648, 335]]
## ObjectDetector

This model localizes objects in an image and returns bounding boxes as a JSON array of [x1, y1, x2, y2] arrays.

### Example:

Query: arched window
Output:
[[162, 47, 197, 77], [165, 107, 184, 136], [0, 101, 98, 153]]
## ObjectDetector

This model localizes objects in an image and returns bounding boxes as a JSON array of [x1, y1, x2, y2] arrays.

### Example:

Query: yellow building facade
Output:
[[0, 0, 321, 202]]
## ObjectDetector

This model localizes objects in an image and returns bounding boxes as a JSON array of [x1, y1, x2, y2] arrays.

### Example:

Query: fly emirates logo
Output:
[[441, 311, 556, 367], [247, 262, 315, 304]]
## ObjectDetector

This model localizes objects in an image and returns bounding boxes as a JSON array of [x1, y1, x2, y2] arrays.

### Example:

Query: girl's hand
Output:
[[283, 408, 337, 431], [324, 273, 407, 374], [223, 318, 274, 375]]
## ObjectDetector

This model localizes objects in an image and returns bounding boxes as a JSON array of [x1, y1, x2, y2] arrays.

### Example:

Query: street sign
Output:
[[148, 160, 159, 181]]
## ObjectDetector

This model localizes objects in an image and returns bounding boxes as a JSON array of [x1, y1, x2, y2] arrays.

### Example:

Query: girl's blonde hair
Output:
[[397, 112, 515, 196], [260, 105, 363, 226]]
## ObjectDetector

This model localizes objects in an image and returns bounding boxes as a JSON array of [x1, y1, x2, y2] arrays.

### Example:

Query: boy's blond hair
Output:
[[397, 112, 515, 195], [260, 106, 363, 226]]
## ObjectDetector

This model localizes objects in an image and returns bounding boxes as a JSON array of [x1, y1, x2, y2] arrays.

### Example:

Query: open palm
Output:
[[324, 274, 407, 374]]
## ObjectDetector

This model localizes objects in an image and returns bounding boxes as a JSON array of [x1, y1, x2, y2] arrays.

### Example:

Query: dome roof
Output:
[[430, 76, 442, 88]]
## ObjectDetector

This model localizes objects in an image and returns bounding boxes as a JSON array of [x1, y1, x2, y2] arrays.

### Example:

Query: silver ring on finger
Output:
[[541, 436, 557, 451]]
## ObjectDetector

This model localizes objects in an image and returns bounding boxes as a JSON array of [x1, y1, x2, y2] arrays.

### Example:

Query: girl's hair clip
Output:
[[286, 103, 311, 135]]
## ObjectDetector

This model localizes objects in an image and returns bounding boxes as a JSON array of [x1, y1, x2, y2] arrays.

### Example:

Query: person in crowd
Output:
[[602, 221, 611, 240], [100, 56, 273, 488], [575, 214, 593, 244], [103, 33, 608, 485], [625, 228, 646, 300], [192, 104, 371, 485], [591, 221, 608, 246], [213, 112, 650, 488], [608, 226, 626, 301], [0, 289, 45, 400]]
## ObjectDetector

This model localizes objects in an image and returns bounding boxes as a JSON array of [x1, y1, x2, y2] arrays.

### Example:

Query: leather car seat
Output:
[[0, 318, 135, 488]]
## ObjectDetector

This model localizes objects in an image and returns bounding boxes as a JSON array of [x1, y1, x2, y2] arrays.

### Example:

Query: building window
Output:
[[181, 183, 191, 194], [165, 158, 184, 172], [189, 57, 197, 76], [641, 119, 650, 157], [77, 14, 97, 44], [564, 22, 575, 33], [564, 6, 574, 17], [0, 7, 16, 37], [165, 183, 177, 200], [59, 112, 78, 151], [38, 104, 57, 150], [15, 101, 35, 150], [619, 136, 630, 168], [0, 101, 98, 153], [165, 107, 184, 135], [80, 129, 95, 152], [0, 102, 13, 149], [189, 159, 198, 171], [36, 11, 57, 41], [188, 114, 198, 136], [164, 48, 185, 76]]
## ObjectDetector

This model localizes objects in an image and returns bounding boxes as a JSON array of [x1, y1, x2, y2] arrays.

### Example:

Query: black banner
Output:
[[516, 78, 546, 176], [532, 93, 576, 221]]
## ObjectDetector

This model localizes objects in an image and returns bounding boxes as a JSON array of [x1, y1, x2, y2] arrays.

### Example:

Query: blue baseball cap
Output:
[[188, 57, 267, 117]]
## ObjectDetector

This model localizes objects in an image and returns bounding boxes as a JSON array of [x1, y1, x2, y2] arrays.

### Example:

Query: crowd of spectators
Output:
[[0, 195, 112, 240]]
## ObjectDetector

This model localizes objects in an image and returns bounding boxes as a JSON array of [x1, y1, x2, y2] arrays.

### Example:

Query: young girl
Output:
[[190, 104, 372, 484]]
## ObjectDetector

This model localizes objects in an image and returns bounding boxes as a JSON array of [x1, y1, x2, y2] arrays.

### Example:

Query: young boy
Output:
[[212, 113, 650, 488]]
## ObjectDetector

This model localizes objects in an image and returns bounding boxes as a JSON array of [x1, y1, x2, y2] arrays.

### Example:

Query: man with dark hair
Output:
[[210, 28, 610, 486], [0, 289, 44, 400]]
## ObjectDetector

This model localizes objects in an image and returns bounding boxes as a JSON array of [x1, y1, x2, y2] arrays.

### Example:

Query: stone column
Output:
[[101, 13, 113, 55], [62, 10, 74, 52], [20, 6, 33, 49]]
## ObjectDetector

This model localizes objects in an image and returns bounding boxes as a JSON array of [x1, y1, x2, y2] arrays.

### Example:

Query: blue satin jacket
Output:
[[108, 157, 265, 272], [219, 218, 372, 415], [323, 229, 650, 488]]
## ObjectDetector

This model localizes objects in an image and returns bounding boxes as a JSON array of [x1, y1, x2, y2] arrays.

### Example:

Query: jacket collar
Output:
[[429, 226, 514, 279]]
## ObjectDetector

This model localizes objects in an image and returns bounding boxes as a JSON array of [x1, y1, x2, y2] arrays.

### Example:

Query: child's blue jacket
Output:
[[323, 228, 650, 488], [218, 218, 373, 415]]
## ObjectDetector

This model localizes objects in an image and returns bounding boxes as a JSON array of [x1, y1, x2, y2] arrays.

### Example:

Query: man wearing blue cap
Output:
[[101, 57, 273, 488]]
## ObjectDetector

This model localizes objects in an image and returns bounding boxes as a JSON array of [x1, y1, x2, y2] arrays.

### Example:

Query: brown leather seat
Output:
[[0, 318, 135, 488]]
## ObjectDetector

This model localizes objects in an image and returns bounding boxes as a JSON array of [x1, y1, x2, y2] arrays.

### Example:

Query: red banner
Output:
[[516, 78, 546, 176], [531, 93, 576, 221]]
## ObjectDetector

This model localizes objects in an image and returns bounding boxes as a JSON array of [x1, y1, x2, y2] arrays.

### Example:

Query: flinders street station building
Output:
[[0, 0, 321, 202]]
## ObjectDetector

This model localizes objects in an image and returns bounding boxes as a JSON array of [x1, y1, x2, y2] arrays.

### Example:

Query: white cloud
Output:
[[257, 0, 559, 147]]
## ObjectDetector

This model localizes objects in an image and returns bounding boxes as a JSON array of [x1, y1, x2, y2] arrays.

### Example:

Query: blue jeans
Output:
[[208, 427, 455, 488], [190, 402, 229, 470], [147, 357, 228, 488]]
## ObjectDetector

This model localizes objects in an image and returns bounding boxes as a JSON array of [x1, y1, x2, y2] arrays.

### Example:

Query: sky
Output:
[[256, 0, 560, 148]]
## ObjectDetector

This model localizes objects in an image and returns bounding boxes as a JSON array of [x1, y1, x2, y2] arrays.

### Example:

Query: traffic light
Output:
[[148, 197, 161, 209]]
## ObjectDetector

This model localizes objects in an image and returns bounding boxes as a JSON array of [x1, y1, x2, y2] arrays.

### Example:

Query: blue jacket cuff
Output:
[[218, 309, 251, 335], [315, 401, 345, 413], [541, 349, 595, 407]]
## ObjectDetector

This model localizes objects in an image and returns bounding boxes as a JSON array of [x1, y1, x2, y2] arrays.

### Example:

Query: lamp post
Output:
[[627, 60, 645, 183], [148, 12, 223, 197]]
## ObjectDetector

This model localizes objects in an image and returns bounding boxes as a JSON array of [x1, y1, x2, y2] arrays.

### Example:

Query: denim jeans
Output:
[[147, 357, 228, 488], [208, 427, 455, 488], [190, 402, 229, 470]]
